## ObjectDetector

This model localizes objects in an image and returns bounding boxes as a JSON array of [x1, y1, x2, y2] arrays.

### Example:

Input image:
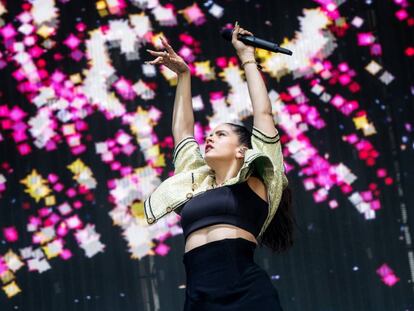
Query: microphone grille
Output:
[[220, 28, 233, 41]]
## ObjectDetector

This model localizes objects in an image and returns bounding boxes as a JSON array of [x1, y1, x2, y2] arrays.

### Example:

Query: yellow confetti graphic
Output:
[[45, 195, 56, 206], [0, 271, 15, 285], [194, 61, 216, 81], [67, 158, 87, 175], [353, 115, 368, 130], [20, 170, 51, 203], [160, 65, 178, 86], [67, 158, 97, 189], [2, 281, 21, 298], [4, 250, 24, 273], [96, 2, 108, 17], [42, 240, 62, 259], [131, 201, 145, 219], [36, 24, 55, 38], [70, 73, 82, 84], [218, 62, 244, 81], [362, 123, 377, 136]]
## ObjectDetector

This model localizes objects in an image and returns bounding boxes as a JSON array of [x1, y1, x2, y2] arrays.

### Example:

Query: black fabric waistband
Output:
[[182, 238, 257, 273]]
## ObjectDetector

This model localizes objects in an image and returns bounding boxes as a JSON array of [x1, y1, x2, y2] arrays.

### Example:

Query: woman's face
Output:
[[204, 124, 244, 164]]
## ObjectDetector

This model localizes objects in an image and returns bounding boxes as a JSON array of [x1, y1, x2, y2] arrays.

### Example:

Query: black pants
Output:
[[182, 238, 284, 311]]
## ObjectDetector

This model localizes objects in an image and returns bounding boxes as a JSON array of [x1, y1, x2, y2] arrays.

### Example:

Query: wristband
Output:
[[241, 59, 263, 71]]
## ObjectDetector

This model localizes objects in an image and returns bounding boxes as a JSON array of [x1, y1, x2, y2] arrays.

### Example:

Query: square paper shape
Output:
[[365, 61, 382, 75]]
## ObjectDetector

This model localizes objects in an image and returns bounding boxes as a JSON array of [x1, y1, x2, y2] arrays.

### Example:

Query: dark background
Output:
[[0, 0, 413, 310]]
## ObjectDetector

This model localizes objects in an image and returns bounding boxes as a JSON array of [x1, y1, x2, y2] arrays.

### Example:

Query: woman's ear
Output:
[[236, 146, 248, 159]]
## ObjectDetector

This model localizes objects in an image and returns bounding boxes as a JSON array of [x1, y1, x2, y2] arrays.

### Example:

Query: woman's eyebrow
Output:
[[206, 130, 228, 137]]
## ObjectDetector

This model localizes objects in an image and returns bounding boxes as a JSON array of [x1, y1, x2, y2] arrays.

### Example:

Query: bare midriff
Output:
[[184, 223, 258, 253]]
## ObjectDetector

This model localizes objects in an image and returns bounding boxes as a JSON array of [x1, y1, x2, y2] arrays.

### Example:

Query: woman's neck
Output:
[[212, 162, 243, 186]]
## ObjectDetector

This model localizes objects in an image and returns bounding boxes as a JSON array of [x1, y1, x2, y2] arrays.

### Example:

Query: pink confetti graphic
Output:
[[0, 0, 412, 309]]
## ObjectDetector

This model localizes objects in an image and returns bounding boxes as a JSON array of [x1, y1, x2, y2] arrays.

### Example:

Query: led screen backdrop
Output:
[[0, 0, 413, 310]]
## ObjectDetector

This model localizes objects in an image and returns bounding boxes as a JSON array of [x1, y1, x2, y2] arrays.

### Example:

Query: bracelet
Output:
[[241, 59, 263, 71]]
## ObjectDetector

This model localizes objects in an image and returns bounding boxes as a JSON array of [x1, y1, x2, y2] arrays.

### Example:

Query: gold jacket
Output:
[[144, 126, 289, 238]]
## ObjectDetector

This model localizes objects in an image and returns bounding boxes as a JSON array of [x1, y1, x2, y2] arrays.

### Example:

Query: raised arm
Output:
[[146, 37, 205, 174], [171, 71, 207, 174], [172, 71, 194, 141], [231, 22, 277, 138], [146, 36, 194, 143], [231, 23, 286, 176]]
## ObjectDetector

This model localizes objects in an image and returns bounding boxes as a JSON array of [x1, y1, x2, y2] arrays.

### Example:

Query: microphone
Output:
[[220, 28, 293, 56]]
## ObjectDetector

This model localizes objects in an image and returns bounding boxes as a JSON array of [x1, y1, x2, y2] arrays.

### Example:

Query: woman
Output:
[[146, 22, 295, 311]]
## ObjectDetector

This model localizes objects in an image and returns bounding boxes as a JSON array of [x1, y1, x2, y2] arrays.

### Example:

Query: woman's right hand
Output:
[[146, 36, 190, 75]]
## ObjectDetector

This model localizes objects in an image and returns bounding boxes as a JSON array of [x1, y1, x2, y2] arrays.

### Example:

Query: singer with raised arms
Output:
[[145, 22, 295, 310]]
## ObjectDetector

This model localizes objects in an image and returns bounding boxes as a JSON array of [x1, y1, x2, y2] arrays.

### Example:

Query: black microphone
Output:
[[220, 28, 293, 56]]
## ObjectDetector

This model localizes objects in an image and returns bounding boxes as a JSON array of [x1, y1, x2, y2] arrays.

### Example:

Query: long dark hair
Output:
[[226, 122, 297, 253]]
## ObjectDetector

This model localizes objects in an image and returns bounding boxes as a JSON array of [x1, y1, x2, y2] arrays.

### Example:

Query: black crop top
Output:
[[178, 181, 269, 240]]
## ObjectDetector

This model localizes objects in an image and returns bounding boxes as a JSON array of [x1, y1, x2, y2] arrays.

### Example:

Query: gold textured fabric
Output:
[[144, 126, 288, 238]]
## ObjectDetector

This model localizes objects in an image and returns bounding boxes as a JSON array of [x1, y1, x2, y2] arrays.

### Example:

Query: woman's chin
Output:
[[204, 155, 215, 166]]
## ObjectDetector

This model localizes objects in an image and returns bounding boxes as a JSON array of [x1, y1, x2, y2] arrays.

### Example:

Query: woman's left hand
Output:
[[231, 22, 255, 61], [146, 36, 190, 75]]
